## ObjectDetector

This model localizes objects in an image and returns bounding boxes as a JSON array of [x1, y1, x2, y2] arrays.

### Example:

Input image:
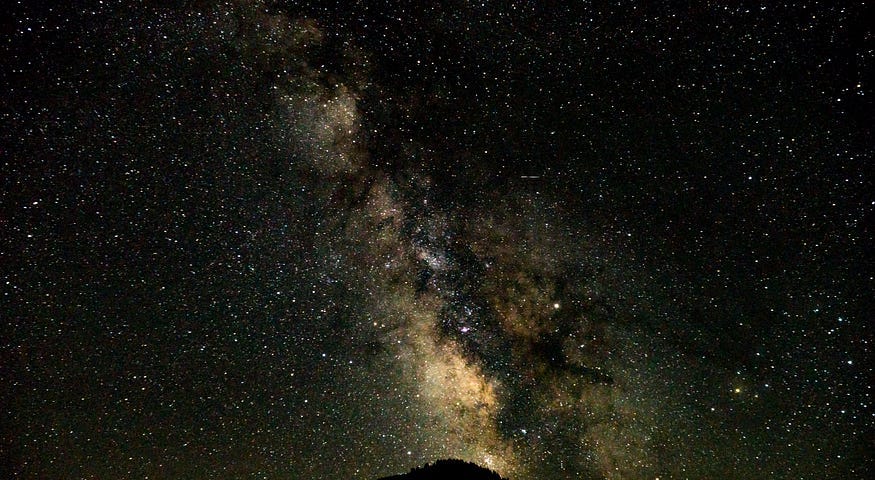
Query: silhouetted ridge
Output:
[[376, 458, 507, 480]]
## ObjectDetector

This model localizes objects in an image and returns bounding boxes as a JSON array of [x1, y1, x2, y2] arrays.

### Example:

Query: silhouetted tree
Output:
[[376, 458, 507, 480]]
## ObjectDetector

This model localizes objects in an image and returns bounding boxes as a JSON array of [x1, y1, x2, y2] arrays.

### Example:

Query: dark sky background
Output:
[[1, 1, 872, 479]]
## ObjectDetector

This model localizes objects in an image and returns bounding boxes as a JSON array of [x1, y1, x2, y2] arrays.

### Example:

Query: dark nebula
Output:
[[1, 1, 871, 479]]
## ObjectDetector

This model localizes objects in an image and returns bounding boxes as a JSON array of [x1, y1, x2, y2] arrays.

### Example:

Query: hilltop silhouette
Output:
[[376, 458, 508, 480]]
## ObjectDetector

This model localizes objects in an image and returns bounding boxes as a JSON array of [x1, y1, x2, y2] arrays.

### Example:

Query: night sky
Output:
[[2, 1, 872, 479]]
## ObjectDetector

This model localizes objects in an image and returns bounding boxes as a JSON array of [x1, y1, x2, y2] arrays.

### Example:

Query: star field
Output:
[[1, 1, 872, 479]]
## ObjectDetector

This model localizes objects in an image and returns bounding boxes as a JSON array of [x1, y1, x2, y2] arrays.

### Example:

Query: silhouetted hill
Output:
[[376, 459, 507, 480]]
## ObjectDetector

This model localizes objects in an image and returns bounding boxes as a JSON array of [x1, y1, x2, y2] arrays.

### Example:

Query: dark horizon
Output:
[[377, 458, 507, 480]]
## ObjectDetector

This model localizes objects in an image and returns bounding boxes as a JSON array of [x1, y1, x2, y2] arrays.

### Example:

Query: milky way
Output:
[[2, 1, 871, 479]]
